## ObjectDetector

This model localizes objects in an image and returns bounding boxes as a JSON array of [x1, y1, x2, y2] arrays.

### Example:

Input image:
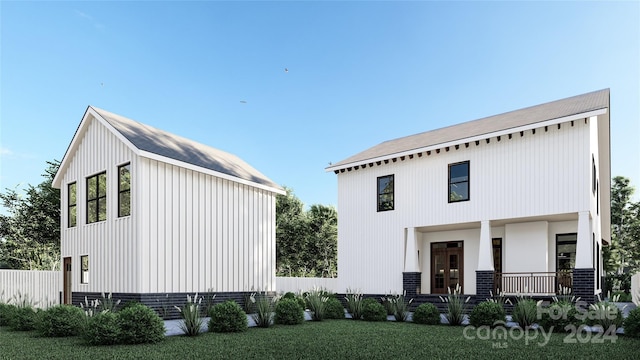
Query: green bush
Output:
[[84, 312, 121, 345], [585, 301, 623, 329], [120, 300, 141, 311], [208, 301, 248, 333], [412, 303, 441, 325], [306, 288, 328, 321], [9, 306, 38, 331], [511, 299, 538, 328], [612, 291, 632, 303], [345, 289, 364, 320], [325, 297, 345, 319], [0, 303, 17, 326], [469, 301, 506, 328], [275, 298, 304, 325], [361, 298, 387, 322], [623, 307, 640, 338], [537, 300, 582, 333], [117, 303, 165, 344], [37, 305, 85, 337]]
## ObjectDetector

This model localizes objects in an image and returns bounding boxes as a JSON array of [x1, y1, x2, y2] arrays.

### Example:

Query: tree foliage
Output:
[[605, 176, 640, 275], [276, 187, 337, 277], [0, 160, 61, 270]]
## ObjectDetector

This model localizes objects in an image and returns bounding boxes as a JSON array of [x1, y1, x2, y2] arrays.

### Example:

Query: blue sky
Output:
[[1, 1, 639, 210]]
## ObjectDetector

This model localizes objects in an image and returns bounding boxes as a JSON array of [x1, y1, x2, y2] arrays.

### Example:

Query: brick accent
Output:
[[476, 270, 495, 299], [403, 272, 421, 298], [572, 268, 596, 304]]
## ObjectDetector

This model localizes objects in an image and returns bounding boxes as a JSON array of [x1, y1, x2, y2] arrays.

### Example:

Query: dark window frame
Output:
[[377, 174, 394, 212], [556, 233, 577, 272], [118, 163, 131, 217], [68, 182, 77, 228], [492, 238, 502, 274], [86, 171, 107, 224], [80, 255, 89, 284], [592, 155, 596, 195], [448, 161, 470, 203]]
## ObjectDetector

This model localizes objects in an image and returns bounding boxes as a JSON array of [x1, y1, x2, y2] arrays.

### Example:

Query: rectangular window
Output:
[[592, 156, 596, 194], [68, 182, 77, 227], [80, 255, 89, 284], [377, 175, 394, 211], [492, 238, 502, 274], [449, 161, 469, 202], [556, 233, 577, 272], [86, 172, 107, 223], [118, 163, 131, 217]]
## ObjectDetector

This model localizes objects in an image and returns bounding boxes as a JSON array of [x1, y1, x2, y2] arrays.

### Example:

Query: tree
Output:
[[275, 187, 337, 277], [605, 176, 640, 276], [0, 160, 61, 270]]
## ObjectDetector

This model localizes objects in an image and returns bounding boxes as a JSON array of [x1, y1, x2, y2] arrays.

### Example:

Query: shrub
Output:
[[282, 291, 306, 311], [120, 300, 142, 311], [9, 306, 38, 331], [345, 289, 364, 320], [117, 303, 165, 344], [612, 291, 632, 303], [412, 303, 441, 325], [275, 298, 304, 325], [306, 288, 329, 321], [585, 301, 623, 330], [174, 294, 205, 336], [381, 296, 395, 316], [208, 301, 248, 333], [324, 297, 345, 319], [511, 299, 539, 328], [362, 298, 387, 322], [439, 284, 470, 326], [0, 303, 17, 326], [251, 292, 275, 328], [387, 292, 413, 322], [623, 307, 640, 338], [469, 301, 506, 328], [37, 305, 85, 337], [84, 311, 121, 345], [537, 300, 582, 333]]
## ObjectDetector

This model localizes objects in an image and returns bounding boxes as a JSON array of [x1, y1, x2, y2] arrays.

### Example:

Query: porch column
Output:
[[403, 228, 421, 297], [574, 211, 595, 303], [476, 220, 495, 298]]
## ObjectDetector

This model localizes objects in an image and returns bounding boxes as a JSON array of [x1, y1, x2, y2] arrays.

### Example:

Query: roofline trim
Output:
[[326, 107, 607, 172]]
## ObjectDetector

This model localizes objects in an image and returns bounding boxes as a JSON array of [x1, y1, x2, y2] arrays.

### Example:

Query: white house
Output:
[[52, 106, 284, 313], [327, 89, 610, 303]]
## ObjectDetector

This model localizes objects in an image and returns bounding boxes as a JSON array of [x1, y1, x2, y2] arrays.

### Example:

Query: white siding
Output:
[[138, 158, 277, 293], [276, 277, 339, 294], [0, 270, 61, 308]]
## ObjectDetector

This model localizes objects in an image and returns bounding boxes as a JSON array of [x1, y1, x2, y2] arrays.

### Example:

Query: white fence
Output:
[[632, 272, 640, 306], [276, 276, 339, 294], [0, 270, 61, 308]]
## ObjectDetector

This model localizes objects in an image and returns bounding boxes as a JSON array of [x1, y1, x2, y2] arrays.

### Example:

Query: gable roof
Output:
[[327, 89, 610, 171], [53, 106, 285, 194]]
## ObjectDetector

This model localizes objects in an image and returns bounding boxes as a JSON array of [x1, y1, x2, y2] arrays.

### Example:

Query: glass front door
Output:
[[431, 241, 464, 293]]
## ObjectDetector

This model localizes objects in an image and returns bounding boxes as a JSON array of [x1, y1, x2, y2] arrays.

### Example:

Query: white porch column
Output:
[[477, 220, 494, 271], [576, 211, 593, 268], [404, 227, 420, 272]]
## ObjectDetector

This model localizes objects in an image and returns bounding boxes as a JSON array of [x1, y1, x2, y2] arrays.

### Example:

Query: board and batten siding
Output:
[[60, 118, 137, 294], [138, 158, 277, 294], [337, 119, 594, 294]]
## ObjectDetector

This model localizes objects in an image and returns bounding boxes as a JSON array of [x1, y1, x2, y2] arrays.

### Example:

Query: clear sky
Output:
[[1, 1, 639, 210]]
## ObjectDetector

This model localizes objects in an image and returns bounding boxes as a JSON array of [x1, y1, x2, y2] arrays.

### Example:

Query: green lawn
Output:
[[1, 321, 638, 360]]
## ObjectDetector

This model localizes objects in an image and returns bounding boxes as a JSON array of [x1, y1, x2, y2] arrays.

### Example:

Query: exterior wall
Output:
[[337, 120, 592, 295], [0, 270, 61, 308], [60, 119, 137, 294], [137, 158, 277, 293], [276, 276, 339, 294], [504, 222, 549, 273]]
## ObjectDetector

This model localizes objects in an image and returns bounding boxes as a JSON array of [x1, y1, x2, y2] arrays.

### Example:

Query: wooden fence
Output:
[[276, 276, 339, 294], [0, 270, 61, 308]]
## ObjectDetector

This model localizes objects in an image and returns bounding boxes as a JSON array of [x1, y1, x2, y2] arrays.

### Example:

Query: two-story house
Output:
[[326, 89, 610, 303]]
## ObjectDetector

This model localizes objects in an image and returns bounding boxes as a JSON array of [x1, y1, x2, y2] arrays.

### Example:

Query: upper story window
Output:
[[68, 182, 77, 227], [118, 163, 131, 217], [86, 172, 107, 223], [592, 156, 596, 195], [377, 174, 394, 211], [449, 161, 469, 202]]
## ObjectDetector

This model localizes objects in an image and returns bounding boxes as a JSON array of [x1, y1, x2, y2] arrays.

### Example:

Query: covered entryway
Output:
[[431, 241, 464, 293]]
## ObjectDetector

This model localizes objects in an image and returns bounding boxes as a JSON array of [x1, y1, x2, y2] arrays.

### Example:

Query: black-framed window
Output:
[[556, 233, 577, 272], [592, 156, 596, 194], [377, 175, 394, 211], [449, 161, 469, 202], [118, 163, 131, 217], [492, 238, 502, 274], [68, 182, 77, 227], [86, 172, 107, 223], [80, 255, 89, 284]]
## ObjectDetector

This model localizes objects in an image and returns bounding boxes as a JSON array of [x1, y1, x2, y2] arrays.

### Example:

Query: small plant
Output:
[[208, 301, 248, 333], [381, 293, 395, 316], [8, 306, 38, 331], [623, 307, 640, 338], [361, 298, 387, 322], [439, 284, 470, 326], [305, 287, 329, 321], [117, 303, 165, 344], [243, 288, 256, 314], [586, 299, 623, 330], [37, 304, 85, 337], [511, 298, 539, 328], [537, 300, 582, 333], [275, 298, 304, 325], [83, 311, 121, 345], [412, 303, 441, 325], [155, 294, 171, 319], [174, 293, 205, 336], [202, 289, 217, 316], [10, 291, 38, 309], [97, 292, 121, 313], [554, 285, 580, 304], [345, 288, 364, 320], [324, 297, 345, 319], [0, 303, 16, 326], [80, 296, 101, 317], [487, 289, 512, 307], [386, 291, 413, 322], [251, 292, 276, 328], [469, 301, 506, 328]]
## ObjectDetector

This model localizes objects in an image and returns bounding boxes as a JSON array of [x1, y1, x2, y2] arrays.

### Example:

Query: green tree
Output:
[[0, 160, 61, 270], [306, 204, 337, 277], [605, 176, 640, 275]]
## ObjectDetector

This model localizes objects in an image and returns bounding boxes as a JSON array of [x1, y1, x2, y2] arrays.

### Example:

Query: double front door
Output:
[[431, 241, 464, 294]]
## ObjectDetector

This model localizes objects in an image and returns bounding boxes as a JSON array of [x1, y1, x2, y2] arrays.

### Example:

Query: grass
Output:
[[1, 321, 639, 359]]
